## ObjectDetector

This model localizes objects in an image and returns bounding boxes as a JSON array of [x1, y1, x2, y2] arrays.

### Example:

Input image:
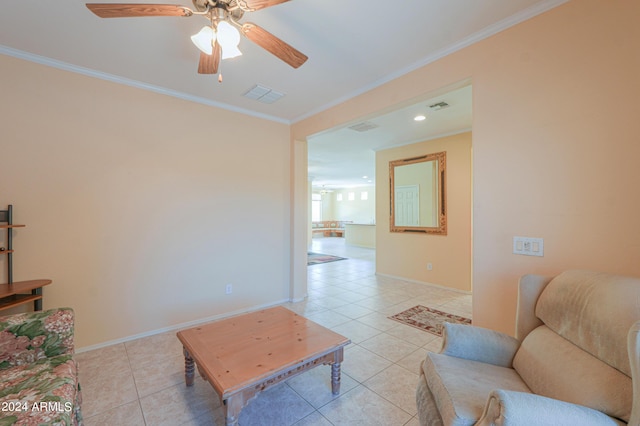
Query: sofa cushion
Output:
[[0, 353, 80, 425], [536, 270, 639, 377], [0, 308, 75, 370], [513, 325, 632, 422], [423, 352, 531, 426]]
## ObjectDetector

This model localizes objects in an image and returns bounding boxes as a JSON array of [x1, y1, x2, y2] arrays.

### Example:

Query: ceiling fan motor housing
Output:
[[192, 0, 244, 20], [192, 0, 214, 11]]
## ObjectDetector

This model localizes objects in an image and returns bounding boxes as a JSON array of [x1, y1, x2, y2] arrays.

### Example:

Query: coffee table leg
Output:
[[331, 362, 341, 395], [224, 396, 243, 426], [183, 347, 195, 387]]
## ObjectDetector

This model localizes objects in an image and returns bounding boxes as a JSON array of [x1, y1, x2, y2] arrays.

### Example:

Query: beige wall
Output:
[[331, 186, 376, 224], [0, 55, 292, 348], [319, 191, 334, 220], [376, 133, 472, 292], [2, 0, 638, 344], [292, 0, 640, 335], [313, 186, 375, 224]]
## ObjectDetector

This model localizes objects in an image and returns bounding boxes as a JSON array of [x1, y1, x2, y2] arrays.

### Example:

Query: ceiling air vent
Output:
[[243, 84, 285, 104], [429, 101, 450, 111], [348, 121, 379, 132]]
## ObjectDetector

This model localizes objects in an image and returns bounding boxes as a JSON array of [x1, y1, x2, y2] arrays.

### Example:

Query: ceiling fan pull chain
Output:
[[218, 73, 223, 83]]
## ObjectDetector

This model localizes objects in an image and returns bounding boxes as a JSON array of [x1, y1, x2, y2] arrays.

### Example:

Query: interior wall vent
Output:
[[348, 121, 379, 132], [243, 84, 285, 104], [429, 101, 450, 111]]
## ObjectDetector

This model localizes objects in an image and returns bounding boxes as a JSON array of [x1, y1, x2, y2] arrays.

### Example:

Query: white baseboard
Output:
[[289, 294, 308, 303], [76, 298, 290, 353], [375, 272, 472, 295]]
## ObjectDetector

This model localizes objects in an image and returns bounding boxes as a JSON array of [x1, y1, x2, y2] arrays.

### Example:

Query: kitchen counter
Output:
[[345, 223, 376, 248]]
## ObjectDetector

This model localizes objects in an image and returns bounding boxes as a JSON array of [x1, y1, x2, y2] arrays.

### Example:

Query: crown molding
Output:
[[2, 0, 568, 126], [292, 0, 569, 124], [0, 45, 289, 125]]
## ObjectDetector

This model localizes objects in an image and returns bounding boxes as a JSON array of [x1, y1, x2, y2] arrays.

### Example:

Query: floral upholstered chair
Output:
[[0, 308, 82, 425]]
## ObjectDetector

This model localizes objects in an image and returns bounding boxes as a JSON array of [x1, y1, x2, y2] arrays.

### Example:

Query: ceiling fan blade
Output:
[[237, 0, 290, 12], [242, 23, 308, 69], [198, 52, 214, 74], [86, 3, 192, 18], [197, 42, 221, 74]]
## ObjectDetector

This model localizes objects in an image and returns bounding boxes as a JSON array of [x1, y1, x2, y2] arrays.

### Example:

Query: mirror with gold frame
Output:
[[389, 151, 446, 234]]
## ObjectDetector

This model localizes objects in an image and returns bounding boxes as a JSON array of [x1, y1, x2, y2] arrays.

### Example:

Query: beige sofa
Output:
[[417, 270, 640, 425]]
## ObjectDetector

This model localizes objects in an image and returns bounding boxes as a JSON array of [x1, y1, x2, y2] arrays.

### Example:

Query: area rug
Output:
[[389, 305, 471, 336], [307, 252, 347, 266]]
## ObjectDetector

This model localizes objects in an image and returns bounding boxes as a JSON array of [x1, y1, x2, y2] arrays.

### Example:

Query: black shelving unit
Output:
[[0, 205, 21, 285], [0, 205, 51, 312]]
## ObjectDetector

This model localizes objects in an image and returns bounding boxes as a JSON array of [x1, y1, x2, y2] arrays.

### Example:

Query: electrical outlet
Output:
[[225, 284, 233, 295]]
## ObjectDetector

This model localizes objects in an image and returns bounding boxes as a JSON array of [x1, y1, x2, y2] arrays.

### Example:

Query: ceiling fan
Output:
[[86, 0, 308, 81]]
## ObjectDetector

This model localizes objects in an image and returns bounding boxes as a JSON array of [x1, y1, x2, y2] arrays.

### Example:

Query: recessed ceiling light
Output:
[[362, 175, 368, 179], [414, 115, 426, 121]]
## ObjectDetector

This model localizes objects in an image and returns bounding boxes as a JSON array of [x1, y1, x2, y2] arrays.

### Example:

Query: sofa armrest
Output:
[[476, 390, 626, 426], [628, 320, 640, 426], [440, 323, 520, 368], [0, 308, 75, 369]]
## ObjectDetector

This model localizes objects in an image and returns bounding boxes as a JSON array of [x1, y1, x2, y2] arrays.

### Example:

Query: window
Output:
[[361, 191, 368, 201], [312, 193, 322, 221], [336, 194, 343, 201], [348, 192, 355, 201]]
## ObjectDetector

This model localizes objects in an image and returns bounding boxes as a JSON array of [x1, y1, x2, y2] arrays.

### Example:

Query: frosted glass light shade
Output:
[[191, 26, 215, 55], [216, 21, 242, 59]]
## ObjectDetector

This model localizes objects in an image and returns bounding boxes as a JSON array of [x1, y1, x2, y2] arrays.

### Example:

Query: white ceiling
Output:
[[0, 0, 565, 188], [308, 83, 473, 190]]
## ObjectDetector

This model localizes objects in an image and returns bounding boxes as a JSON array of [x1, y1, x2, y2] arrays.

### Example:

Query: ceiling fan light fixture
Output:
[[217, 21, 242, 59], [87, 0, 308, 78], [191, 25, 215, 55]]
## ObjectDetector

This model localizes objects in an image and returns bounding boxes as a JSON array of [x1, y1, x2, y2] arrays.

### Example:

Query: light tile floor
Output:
[[77, 237, 472, 426]]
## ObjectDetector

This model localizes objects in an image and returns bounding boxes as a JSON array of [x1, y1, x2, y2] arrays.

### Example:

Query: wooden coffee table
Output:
[[177, 306, 350, 425]]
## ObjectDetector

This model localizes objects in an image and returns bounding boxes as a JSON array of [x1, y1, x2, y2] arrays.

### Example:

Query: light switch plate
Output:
[[513, 236, 544, 257]]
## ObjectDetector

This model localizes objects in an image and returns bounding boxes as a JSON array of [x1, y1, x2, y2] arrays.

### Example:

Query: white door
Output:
[[395, 185, 420, 226]]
